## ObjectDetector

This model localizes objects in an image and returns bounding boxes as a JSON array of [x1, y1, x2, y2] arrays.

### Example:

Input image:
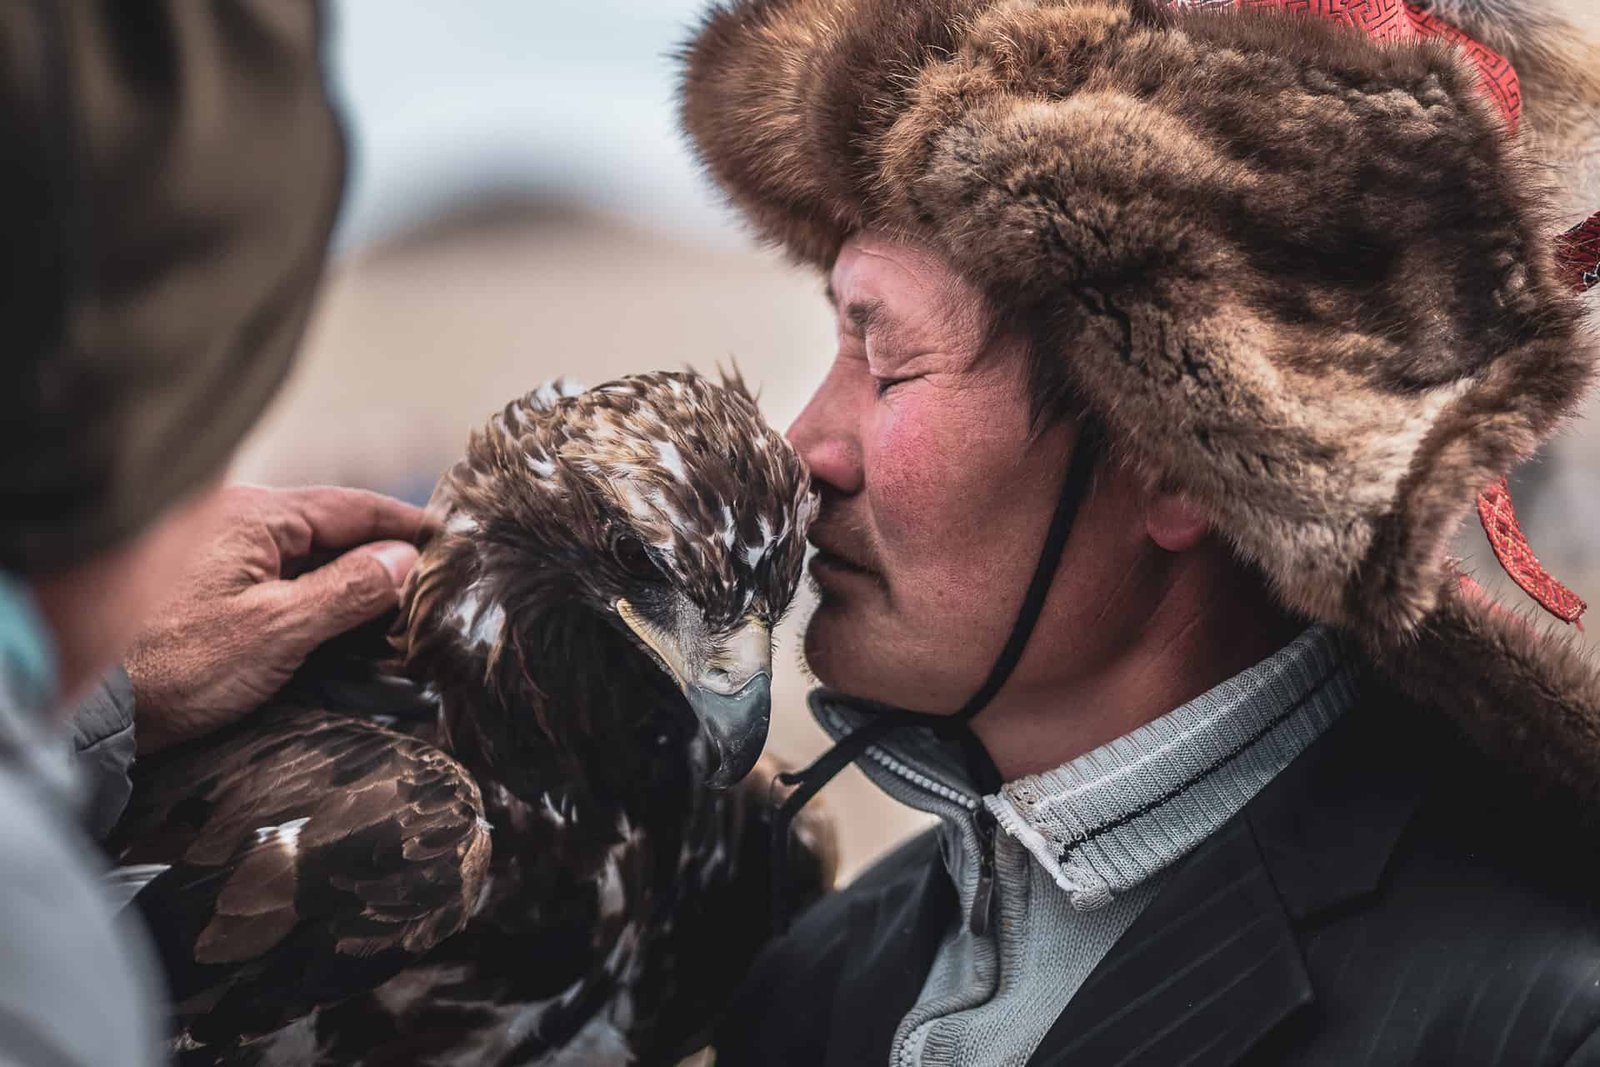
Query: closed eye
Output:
[[874, 374, 918, 397]]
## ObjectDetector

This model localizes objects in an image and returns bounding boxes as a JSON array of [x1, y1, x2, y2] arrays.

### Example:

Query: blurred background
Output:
[[232, 0, 1600, 881]]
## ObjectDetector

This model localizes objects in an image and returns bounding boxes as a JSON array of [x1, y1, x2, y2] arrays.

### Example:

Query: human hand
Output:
[[125, 485, 427, 753]]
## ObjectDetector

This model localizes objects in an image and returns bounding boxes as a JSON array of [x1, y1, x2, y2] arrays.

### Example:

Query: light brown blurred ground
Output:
[[232, 202, 933, 881], [233, 200, 1600, 881]]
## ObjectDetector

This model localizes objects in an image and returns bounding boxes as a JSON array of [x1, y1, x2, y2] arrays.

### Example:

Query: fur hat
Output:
[[681, 0, 1596, 642], [680, 0, 1600, 810]]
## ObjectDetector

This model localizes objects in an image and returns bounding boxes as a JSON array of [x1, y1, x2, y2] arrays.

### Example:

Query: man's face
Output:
[[788, 234, 1080, 712]]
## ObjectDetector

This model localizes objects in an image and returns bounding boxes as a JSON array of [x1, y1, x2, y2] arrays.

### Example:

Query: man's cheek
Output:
[[869, 404, 966, 538], [885, 394, 1006, 480]]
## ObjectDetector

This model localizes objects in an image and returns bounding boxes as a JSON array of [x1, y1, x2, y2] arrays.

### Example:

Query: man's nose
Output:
[[787, 366, 864, 496]]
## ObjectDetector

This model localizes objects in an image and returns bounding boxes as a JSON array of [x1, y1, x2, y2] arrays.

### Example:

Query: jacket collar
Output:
[[1028, 815, 1313, 1066], [1026, 694, 1426, 1065], [811, 624, 1355, 919], [1245, 681, 1427, 920], [987, 625, 1352, 910]]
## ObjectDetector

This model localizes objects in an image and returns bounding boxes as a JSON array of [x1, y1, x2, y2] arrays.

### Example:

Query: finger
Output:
[[282, 486, 429, 554], [274, 541, 421, 652]]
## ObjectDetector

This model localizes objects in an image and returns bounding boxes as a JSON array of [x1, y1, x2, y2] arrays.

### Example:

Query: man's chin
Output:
[[800, 599, 853, 692], [802, 603, 971, 714], [801, 599, 887, 700]]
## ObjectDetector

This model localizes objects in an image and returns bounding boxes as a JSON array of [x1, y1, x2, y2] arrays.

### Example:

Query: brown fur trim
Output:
[[680, 0, 1595, 644], [1370, 577, 1600, 813]]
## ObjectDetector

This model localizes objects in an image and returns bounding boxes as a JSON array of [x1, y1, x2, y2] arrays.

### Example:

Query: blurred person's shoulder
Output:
[[0, 761, 163, 1067]]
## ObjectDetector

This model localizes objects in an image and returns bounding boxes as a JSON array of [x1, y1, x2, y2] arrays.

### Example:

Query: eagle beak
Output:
[[687, 671, 772, 790], [616, 601, 773, 789]]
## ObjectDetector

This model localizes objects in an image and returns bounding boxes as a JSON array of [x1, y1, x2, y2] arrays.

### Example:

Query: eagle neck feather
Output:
[[434, 589, 700, 831]]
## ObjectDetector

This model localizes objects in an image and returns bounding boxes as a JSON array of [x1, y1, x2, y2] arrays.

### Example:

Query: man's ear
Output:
[[1144, 491, 1209, 553]]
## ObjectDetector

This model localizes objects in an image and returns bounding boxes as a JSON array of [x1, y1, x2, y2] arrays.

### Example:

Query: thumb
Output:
[[279, 540, 419, 651]]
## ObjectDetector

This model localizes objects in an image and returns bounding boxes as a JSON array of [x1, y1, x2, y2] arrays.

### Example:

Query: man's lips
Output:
[[808, 539, 879, 581]]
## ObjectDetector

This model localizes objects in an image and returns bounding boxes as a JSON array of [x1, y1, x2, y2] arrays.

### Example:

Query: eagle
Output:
[[108, 371, 835, 1066]]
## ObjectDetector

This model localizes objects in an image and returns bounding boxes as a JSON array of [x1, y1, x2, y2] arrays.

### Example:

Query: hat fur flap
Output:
[[681, 0, 1600, 807]]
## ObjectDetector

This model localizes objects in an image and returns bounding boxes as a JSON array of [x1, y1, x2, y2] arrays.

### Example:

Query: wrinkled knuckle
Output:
[[254, 585, 304, 637], [346, 555, 399, 610], [266, 514, 314, 559], [244, 517, 279, 551]]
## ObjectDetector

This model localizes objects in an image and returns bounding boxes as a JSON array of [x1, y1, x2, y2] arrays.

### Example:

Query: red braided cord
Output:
[[1476, 479, 1587, 624]]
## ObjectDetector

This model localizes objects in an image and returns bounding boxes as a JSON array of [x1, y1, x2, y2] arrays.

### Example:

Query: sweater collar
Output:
[[812, 625, 1357, 906]]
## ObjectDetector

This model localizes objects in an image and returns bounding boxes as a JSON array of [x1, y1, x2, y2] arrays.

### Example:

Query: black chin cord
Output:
[[770, 423, 1103, 932]]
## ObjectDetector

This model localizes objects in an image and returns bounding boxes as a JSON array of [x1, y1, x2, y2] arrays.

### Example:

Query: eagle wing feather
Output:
[[110, 706, 491, 1047]]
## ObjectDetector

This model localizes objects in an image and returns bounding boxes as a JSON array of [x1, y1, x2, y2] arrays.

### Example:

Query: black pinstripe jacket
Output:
[[715, 691, 1600, 1066]]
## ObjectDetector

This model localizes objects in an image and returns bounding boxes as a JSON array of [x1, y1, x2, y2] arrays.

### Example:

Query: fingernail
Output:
[[367, 541, 419, 586]]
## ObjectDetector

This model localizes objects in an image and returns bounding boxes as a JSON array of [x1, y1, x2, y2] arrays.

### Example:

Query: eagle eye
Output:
[[612, 533, 661, 581]]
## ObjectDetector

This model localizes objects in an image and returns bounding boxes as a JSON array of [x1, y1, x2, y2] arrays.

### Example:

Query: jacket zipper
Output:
[[863, 743, 979, 810], [861, 740, 1008, 1067], [970, 805, 997, 936], [862, 744, 997, 935]]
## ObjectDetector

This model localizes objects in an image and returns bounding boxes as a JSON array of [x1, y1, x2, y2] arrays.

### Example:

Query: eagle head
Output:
[[401, 370, 816, 791]]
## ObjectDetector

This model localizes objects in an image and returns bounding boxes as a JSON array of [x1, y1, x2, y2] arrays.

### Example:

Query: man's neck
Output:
[[973, 551, 1302, 781]]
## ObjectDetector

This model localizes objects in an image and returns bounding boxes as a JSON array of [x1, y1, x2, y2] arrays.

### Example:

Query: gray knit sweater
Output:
[[811, 625, 1357, 1067]]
